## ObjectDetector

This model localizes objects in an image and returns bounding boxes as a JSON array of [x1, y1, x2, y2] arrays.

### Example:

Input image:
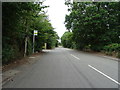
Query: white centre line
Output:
[[88, 64, 120, 85], [70, 54, 80, 60]]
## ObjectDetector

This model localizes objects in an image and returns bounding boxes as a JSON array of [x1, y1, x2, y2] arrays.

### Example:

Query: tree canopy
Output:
[[2, 2, 59, 64], [63, 2, 120, 51]]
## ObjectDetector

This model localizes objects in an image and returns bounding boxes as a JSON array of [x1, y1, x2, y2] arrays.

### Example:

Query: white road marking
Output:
[[71, 54, 80, 60], [88, 65, 120, 85]]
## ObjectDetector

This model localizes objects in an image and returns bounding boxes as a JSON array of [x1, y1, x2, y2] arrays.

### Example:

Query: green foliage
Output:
[[64, 2, 120, 52], [103, 43, 120, 57], [84, 45, 91, 52], [117, 52, 120, 58], [61, 32, 74, 48], [2, 2, 59, 64], [103, 43, 120, 52], [27, 39, 33, 55], [2, 46, 16, 64]]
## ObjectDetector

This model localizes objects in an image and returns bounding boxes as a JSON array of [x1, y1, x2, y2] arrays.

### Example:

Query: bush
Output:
[[103, 43, 120, 57], [2, 46, 17, 64], [103, 43, 120, 52], [27, 40, 33, 55], [84, 45, 91, 52], [105, 52, 112, 56], [117, 52, 120, 59]]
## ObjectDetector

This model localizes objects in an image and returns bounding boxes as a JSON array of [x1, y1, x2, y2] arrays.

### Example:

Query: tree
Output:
[[2, 2, 59, 64], [61, 32, 74, 48], [64, 2, 120, 51]]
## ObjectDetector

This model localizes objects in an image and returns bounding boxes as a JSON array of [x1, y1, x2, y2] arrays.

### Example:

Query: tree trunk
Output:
[[24, 19, 28, 57], [24, 37, 28, 57]]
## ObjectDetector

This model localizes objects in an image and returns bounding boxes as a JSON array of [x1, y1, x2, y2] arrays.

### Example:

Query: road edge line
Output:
[[88, 64, 120, 85]]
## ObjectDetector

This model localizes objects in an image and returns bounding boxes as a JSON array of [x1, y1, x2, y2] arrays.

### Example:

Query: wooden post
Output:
[[24, 37, 28, 57], [45, 43, 47, 49], [24, 19, 28, 57], [33, 34, 35, 53]]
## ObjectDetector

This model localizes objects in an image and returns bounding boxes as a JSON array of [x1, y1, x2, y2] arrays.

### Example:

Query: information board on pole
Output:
[[33, 30, 38, 53], [34, 30, 38, 36]]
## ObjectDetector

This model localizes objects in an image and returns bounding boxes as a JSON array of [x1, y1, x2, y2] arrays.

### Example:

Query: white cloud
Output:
[[43, 0, 69, 37]]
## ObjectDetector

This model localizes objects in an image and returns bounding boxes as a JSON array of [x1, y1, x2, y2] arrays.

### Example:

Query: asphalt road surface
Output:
[[3, 47, 119, 88]]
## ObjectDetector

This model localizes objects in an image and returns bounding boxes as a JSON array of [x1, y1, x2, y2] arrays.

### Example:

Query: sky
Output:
[[43, 0, 69, 38]]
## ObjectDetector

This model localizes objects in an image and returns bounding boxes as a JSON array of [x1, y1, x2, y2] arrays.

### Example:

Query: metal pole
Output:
[[33, 34, 35, 53], [33, 30, 38, 53]]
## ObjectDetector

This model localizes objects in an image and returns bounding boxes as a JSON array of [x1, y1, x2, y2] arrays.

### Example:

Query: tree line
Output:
[[2, 2, 59, 64], [61, 2, 120, 58]]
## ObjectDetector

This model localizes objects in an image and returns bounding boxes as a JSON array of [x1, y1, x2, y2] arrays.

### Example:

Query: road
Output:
[[3, 47, 119, 88]]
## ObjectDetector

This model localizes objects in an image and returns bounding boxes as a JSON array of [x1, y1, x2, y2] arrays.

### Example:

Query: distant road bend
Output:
[[3, 47, 119, 88]]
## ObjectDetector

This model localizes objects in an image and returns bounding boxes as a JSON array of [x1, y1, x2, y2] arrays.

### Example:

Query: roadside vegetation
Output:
[[2, 2, 59, 64], [61, 2, 120, 58]]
